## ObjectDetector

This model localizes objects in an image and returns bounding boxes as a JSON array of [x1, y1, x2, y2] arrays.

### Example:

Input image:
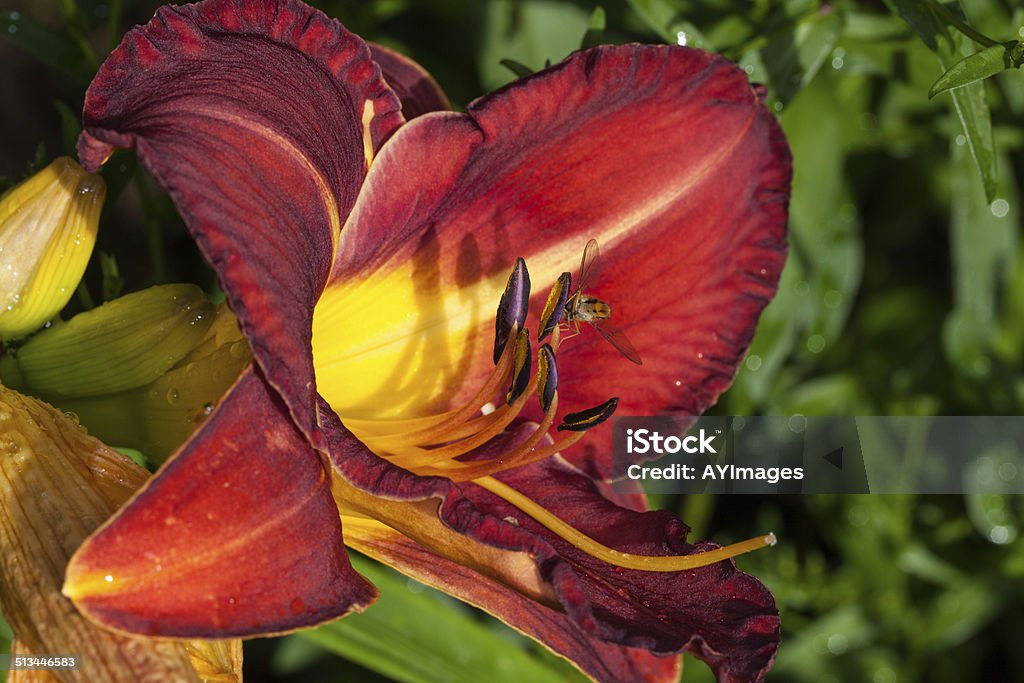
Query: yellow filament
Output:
[[350, 333, 517, 448], [429, 396, 562, 481], [387, 376, 536, 470], [475, 476, 776, 572], [442, 428, 585, 482]]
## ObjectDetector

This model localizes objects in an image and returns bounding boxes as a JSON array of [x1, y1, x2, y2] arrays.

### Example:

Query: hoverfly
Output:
[[565, 239, 643, 365]]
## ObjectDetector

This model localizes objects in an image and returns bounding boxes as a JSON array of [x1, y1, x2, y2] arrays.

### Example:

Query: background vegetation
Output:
[[2, 0, 1023, 681]]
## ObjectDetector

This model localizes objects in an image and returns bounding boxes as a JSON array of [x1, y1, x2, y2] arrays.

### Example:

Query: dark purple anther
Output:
[[557, 397, 619, 432], [538, 272, 571, 342], [493, 257, 531, 364], [537, 344, 558, 412], [505, 328, 532, 404]]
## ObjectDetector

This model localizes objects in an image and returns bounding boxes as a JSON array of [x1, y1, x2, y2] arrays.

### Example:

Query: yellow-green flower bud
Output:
[[0, 157, 104, 340], [1, 284, 215, 400], [57, 304, 252, 463]]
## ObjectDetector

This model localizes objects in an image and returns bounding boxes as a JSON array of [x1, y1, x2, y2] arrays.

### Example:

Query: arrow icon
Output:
[[824, 447, 844, 471]]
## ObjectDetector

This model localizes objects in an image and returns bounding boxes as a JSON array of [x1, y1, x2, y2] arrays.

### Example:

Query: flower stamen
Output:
[[339, 251, 776, 573], [344, 257, 620, 478]]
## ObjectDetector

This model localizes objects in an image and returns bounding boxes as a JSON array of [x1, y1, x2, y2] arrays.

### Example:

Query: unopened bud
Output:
[[0, 157, 104, 339], [1, 284, 214, 400]]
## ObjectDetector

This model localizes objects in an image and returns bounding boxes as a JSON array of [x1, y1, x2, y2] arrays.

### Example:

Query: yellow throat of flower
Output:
[[314, 251, 774, 571]]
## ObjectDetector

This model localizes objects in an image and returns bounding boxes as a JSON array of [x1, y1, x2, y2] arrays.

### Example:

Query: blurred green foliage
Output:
[[1, 0, 1023, 682]]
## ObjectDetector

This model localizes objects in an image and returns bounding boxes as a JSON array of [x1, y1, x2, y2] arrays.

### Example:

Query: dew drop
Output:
[[827, 633, 849, 655], [873, 667, 896, 683], [166, 388, 180, 405], [807, 334, 826, 353], [998, 461, 1017, 481], [788, 415, 807, 433], [989, 525, 1014, 544], [229, 342, 246, 359], [990, 198, 1010, 218], [745, 354, 762, 371]]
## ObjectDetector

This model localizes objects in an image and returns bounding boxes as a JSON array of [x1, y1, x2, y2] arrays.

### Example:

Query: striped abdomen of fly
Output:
[[567, 294, 612, 326]]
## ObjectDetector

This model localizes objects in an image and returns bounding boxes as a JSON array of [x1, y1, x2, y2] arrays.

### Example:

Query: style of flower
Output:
[[59, 1, 792, 681]]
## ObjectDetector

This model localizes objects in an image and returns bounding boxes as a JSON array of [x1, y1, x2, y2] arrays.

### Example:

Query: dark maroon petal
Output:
[[473, 459, 780, 683], [65, 368, 377, 637], [323, 45, 790, 475], [345, 523, 681, 683], [369, 43, 451, 118], [77, 0, 402, 445], [322, 406, 778, 682]]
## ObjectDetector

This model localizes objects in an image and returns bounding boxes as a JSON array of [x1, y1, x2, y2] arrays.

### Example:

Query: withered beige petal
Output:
[[0, 385, 240, 682]]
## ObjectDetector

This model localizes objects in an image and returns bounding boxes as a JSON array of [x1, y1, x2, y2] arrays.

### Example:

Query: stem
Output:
[[75, 281, 94, 311], [133, 175, 168, 283], [106, 0, 124, 53], [930, 1, 998, 48]]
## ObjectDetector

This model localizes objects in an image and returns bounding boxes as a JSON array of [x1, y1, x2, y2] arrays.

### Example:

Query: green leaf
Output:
[[0, 10, 92, 83], [942, 137, 1017, 376], [754, 8, 843, 106], [299, 554, 577, 683], [100, 252, 125, 303], [480, 0, 590, 89], [929, 41, 1023, 98], [580, 6, 605, 50], [498, 58, 534, 78], [624, 0, 712, 49], [886, 0, 999, 201], [53, 100, 81, 157]]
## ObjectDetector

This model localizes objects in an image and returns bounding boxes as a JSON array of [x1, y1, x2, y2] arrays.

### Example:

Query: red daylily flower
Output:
[[62, 1, 791, 681]]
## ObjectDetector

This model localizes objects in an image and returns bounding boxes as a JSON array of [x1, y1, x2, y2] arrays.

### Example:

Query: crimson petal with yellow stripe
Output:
[[314, 46, 790, 477], [65, 368, 377, 636]]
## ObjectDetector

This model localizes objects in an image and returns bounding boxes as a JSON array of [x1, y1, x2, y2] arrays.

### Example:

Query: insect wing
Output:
[[592, 319, 643, 365], [576, 238, 602, 293]]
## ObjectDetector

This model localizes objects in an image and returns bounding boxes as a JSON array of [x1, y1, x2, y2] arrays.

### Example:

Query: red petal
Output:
[[346, 523, 681, 683], [326, 45, 790, 471], [323, 408, 777, 682], [64, 368, 377, 637], [471, 459, 780, 683], [77, 0, 402, 445], [369, 43, 451, 118]]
